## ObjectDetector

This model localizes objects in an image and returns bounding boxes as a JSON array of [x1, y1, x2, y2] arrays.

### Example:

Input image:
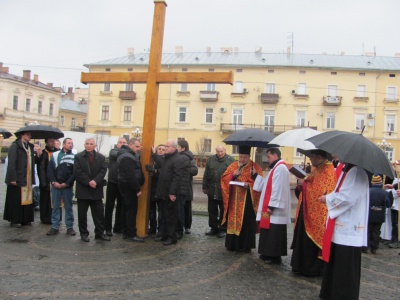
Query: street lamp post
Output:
[[133, 127, 142, 138], [377, 139, 392, 151]]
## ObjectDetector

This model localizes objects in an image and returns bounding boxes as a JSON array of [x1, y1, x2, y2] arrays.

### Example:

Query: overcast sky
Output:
[[1, 0, 399, 90]]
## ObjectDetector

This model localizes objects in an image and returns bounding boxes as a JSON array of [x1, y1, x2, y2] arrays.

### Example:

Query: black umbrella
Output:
[[223, 128, 276, 147], [307, 130, 395, 178], [0, 128, 12, 139], [15, 125, 64, 140]]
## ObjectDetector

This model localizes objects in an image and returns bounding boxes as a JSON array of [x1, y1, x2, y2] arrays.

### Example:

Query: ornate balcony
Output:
[[260, 93, 279, 104], [323, 96, 342, 106], [200, 91, 219, 102], [119, 91, 136, 100]]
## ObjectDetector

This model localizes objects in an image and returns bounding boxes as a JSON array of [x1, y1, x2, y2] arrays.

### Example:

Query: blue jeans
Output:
[[33, 186, 40, 208], [51, 187, 74, 230]]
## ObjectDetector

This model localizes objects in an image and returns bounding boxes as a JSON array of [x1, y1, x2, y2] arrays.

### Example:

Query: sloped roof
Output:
[[0, 72, 58, 92], [59, 99, 87, 114], [84, 52, 400, 71]]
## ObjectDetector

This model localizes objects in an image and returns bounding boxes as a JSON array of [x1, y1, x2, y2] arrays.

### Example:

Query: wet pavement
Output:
[[0, 167, 399, 299]]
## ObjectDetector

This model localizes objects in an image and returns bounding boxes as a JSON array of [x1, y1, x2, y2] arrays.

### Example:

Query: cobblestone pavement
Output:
[[0, 169, 399, 299]]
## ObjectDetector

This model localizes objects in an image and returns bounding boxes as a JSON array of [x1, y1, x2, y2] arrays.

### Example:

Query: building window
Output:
[[233, 109, 243, 126], [386, 87, 397, 100], [104, 83, 111, 92], [264, 110, 275, 131], [203, 138, 212, 153], [326, 112, 335, 129], [208, 68, 214, 72], [295, 149, 304, 157], [205, 108, 213, 123], [385, 149, 394, 161], [125, 83, 134, 91], [38, 101, 42, 114], [386, 114, 395, 132], [49, 103, 54, 116], [178, 107, 187, 122], [206, 83, 216, 91], [180, 83, 188, 92], [265, 83, 276, 93], [297, 111, 305, 127], [355, 113, 365, 131], [182, 68, 188, 72], [71, 117, 76, 128], [327, 85, 338, 96], [359, 73, 366, 76], [83, 119, 86, 128], [232, 145, 238, 154], [236, 69, 243, 72], [357, 85, 366, 97], [123, 106, 132, 121], [13, 96, 18, 110], [331, 72, 337, 75], [234, 81, 244, 93], [60, 115, 65, 126], [101, 105, 110, 120], [25, 98, 31, 112], [299, 70, 306, 74], [268, 70, 274, 73], [297, 83, 307, 95]]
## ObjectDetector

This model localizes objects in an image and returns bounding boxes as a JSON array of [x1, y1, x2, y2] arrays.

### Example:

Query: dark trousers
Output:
[[149, 199, 162, 232], [184, 200, 192, 229], [391, 209, 398, 242], [104, 182, 122, 232], [367, 222, 383, 249], [77, 199, 105, 237], [119, 182, 138, 238], [177, 194, 188, 234], [161, 197, 178, 242], [208, 197, 224, 231], [39, 187, 52, 224]]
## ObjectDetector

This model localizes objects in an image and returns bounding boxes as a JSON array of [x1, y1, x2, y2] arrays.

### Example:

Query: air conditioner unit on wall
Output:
[[367, 113, 374, 119], [220, 107, 227, 113], [243, 88, 249, 93]]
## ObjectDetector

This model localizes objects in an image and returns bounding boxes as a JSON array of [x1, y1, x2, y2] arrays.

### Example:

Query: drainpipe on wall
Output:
[[373, 70, 382, 141], [167, 65, 171, 137]]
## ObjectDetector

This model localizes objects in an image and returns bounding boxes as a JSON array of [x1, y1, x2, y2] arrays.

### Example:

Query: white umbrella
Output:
[[269, 127, 321, 151]]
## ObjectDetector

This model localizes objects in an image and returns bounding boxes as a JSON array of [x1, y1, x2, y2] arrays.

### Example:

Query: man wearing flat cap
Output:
[[221, 146, 263, 252]]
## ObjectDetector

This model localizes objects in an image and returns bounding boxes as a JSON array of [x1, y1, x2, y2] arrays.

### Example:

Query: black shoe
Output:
[[128, 236, 145, 242], [105, 230, 113, 237], [176, 233, 183, 240], [362, 247, 368, 254], [148, 228, 156, 234], [259, 255, 270, 261], [11, 223, 22, 228], [81, 236, 90, 242], [265, 257, 282, 265], [371, 248, 377, 254], [163, 239, 177, 246], [95, 234, 111, 241], [154, 236, 167, 242], [46, 228, 59, 235], [205, 229, 218, 236], [217, 232, 226, 238], [185, 228, 191, 234], [66, 228, 76, 236]]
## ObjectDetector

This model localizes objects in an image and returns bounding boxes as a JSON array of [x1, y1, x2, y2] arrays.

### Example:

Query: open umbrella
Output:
[[223, 128, 275, 147], [268, 127, 321, 151], [307, 130, 395, 179], [0, 128, 12, 139], [15, 124, 64, 140]]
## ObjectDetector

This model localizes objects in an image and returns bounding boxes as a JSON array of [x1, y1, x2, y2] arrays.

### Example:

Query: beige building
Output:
[[83, 49, 400, 164], [58, 98, 88, 132], [0, 63, 60, 145]]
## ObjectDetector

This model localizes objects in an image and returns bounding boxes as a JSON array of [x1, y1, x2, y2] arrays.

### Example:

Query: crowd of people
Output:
[[3, 130, 400, 299]]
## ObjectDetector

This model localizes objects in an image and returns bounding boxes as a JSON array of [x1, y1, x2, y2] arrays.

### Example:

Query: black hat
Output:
[[238, 146, 251, 155]]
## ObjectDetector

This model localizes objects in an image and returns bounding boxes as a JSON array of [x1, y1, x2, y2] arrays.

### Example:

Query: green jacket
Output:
[[202, 154, 235, 200]]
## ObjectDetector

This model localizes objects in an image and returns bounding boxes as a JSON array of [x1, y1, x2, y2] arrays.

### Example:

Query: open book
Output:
[[289, 164, 307, 179], [229, 181, 246, 187]]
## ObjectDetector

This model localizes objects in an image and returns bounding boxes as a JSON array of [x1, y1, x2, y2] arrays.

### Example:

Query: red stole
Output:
[[321, 169, 348, 262], [260, 161, 286, 230], [335, 163, 344, 180]]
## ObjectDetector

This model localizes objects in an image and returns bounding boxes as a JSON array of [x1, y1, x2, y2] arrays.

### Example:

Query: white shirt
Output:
[[326, 166, 369, 247], [257, 160, 291, 225]]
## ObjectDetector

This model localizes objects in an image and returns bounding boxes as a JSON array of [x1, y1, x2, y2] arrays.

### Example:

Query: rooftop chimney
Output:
[[47, 83, 53, 88], [33, 74, 39, 82], [23, 70, 31, 80], [221, 47, 233, 53], [175, 46, 183, 53], [127, 48, 135, 56], [0, 62, 9, 73], [68, 87, 73, 94]]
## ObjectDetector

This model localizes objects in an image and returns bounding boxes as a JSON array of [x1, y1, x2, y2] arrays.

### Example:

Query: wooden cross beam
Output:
[[80, 0, 233, 237]]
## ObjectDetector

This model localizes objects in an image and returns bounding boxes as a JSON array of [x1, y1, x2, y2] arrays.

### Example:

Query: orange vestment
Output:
[[221, 161, 262, 235], [294, 161, 337, 248]]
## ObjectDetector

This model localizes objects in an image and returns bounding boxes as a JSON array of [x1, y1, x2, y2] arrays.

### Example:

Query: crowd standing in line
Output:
[[3, 132, 400, 300]]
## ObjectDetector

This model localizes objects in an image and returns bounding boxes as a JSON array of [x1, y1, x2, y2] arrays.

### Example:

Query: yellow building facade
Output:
[[84, 51, 400, 164]]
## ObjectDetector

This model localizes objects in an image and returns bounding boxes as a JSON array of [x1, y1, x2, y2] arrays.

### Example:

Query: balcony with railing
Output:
[[70, 126, 85, 132], [220, 123, 317, 134], [119, 91, 136, 100], [259, 93, 279, 103], [200, 91, 219, 102], [323, 96, 342, 106]]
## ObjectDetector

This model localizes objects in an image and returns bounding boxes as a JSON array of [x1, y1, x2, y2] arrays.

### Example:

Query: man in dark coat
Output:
[[104, 137, 127, 236], [202, 145, 234, 238], [153, 139, 183, 246], [37, 137, 58, 224], [117, 138, 145, 242], [145, 144, 165, 236], [74, 138, 109, 242], [176, 139, 198, 237]]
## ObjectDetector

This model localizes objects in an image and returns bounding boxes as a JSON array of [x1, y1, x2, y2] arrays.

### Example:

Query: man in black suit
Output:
[[73, 138, 109, 242]]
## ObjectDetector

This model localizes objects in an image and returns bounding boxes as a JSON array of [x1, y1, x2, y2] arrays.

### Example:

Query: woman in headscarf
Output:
[[4, 131, 35, 227]]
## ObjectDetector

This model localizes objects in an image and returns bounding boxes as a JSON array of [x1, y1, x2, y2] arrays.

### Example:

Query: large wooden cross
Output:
[[81, 0, 233, 237]]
